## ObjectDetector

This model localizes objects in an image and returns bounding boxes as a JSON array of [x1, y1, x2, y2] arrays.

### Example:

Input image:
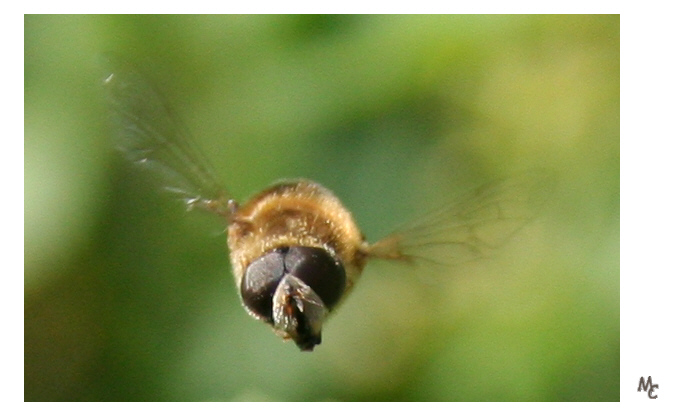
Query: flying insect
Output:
[[103, 60, 551, 351]]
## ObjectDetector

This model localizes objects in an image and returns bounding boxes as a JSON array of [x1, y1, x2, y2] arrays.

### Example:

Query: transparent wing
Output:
[[102, 57, 233, 218], [367, 170, 555, 267]]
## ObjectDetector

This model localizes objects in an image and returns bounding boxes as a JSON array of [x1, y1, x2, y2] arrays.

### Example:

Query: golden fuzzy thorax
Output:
[[227, 180, 368, 300]]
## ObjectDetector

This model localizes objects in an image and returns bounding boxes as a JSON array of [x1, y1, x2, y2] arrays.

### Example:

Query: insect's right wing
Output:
[[366, 170, 555, 268], [102, 57, 233, 219]]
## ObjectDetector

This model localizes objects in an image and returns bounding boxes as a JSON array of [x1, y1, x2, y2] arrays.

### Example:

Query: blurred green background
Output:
[[24, 15, 619, 401]]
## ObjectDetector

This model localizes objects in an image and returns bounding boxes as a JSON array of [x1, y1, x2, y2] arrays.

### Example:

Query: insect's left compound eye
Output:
[[282, 246, 346, 310], [240, 246, 346, 350]]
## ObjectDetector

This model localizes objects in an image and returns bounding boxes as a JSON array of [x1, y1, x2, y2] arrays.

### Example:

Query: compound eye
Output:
[[283, 246, 346, 310], [240, 249, 286, 322]]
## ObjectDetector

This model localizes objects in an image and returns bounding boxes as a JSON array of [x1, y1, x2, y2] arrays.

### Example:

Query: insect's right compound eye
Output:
[[240, 250, 286, 322]]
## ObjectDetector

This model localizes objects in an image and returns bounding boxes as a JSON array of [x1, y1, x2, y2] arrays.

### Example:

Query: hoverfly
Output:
[[103, 59, 552, 351]]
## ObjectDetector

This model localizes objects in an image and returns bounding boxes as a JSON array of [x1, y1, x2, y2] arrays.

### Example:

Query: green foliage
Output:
[[25, 15, 619, 401]]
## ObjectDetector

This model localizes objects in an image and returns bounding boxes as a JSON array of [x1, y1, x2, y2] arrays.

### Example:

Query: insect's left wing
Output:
[[366, 170, 555, 268], [102, 57, 233, 219]]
